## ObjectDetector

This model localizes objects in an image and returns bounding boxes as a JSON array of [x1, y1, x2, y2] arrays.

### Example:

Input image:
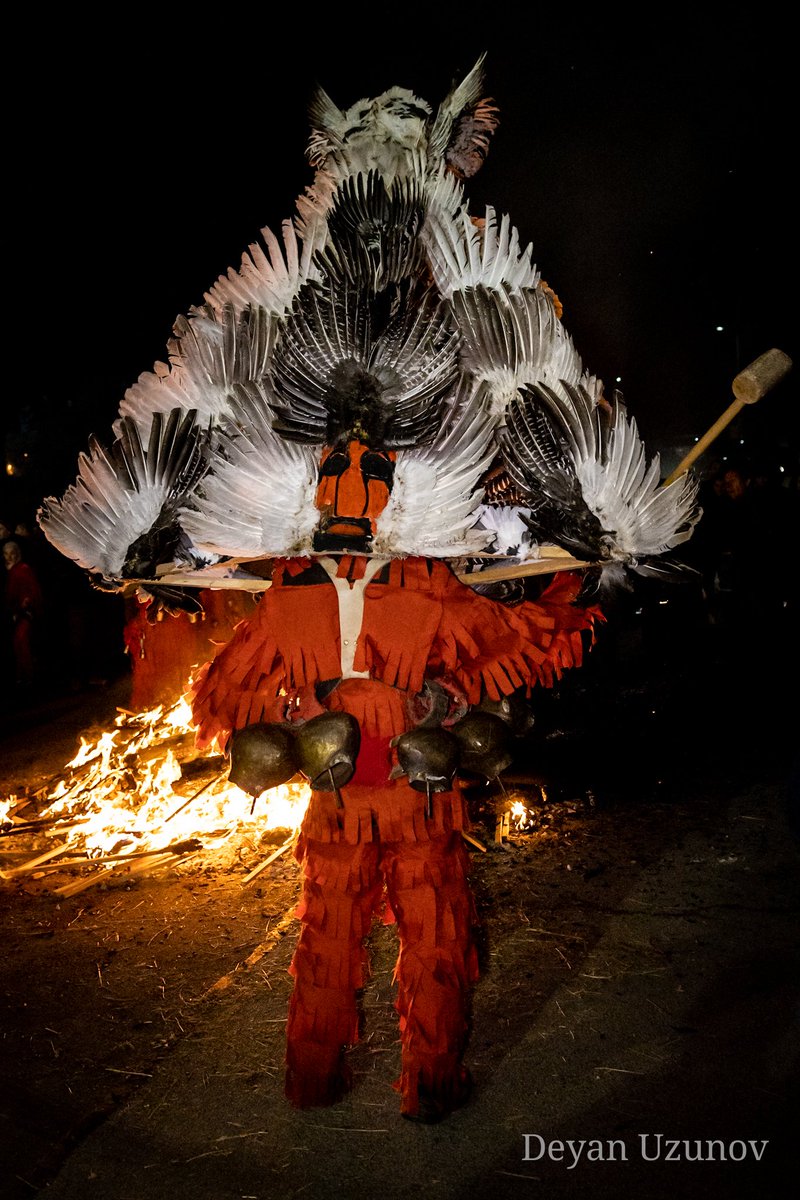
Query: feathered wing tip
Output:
[[499, 382, 703, 573], [38, 409, 212, 581], [204, 218, 324, 318], [535, 382, 702, 557], [499, 384, 603, 559], [180, 382, 320, 559], [422, 203, 540, 298], [427, 53, 500, 178], [448, 284, 585, 412], [305, 84, 346, 167], [116, 302, 280, 433], [293, 170, 340, 243], [373, 377, 497, 556]]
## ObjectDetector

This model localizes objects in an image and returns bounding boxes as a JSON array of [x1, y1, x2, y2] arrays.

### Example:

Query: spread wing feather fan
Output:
[[499, 383, 701, 585]]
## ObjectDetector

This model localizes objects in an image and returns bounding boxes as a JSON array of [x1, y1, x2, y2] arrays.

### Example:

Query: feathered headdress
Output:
[[38, 54, 700, 593]]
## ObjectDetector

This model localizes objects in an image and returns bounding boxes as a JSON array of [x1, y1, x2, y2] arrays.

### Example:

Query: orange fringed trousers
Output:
[[285, 803, 479, 1117]]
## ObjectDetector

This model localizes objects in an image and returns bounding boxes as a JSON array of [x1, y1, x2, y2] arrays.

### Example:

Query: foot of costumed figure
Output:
[[36, 54, 702, 1121]]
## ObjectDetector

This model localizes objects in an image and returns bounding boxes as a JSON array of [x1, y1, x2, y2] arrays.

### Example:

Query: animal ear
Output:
[[444, 94, 500, 179], [428, 53, 500, 178], [306, 84, 346, 166]]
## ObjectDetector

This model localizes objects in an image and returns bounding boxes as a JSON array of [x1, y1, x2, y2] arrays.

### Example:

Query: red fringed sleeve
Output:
[[428, 562, 603, 702]]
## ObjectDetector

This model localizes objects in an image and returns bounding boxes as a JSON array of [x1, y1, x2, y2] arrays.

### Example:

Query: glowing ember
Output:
[[1, 684, 310, 884]]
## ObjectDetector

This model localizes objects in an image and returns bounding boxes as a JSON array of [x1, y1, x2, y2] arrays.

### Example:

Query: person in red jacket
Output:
[[3, 539, 45, 689]]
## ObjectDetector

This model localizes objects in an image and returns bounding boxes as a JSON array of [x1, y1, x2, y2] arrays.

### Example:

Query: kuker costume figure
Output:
[[39, 55, 700, 1122]]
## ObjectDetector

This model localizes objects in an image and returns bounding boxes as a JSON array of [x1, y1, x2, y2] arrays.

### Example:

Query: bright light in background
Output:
[[716, 325, 725, 332]]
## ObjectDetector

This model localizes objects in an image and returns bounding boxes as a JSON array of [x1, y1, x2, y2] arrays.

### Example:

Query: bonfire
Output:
[[0, 685, 311, 896]]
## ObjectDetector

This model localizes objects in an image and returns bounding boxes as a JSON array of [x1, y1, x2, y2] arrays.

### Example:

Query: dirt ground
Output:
[[1, 606, 798, 1198]]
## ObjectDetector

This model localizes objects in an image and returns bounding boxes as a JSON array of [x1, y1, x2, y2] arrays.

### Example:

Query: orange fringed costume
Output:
[[123, 588, 259, 711], [190, 554, 601, 1118]]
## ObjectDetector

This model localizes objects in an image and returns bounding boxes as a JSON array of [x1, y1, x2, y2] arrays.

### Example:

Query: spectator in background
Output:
[[691, 459, 797, 667], [2, 538, 45, 691]]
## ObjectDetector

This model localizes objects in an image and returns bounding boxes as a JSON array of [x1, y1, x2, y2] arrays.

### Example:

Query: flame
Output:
[[2, 684, 310, 879], [510, 798, 529, 829], [0, 796, 17, 823], [508, 786, 547, 831]]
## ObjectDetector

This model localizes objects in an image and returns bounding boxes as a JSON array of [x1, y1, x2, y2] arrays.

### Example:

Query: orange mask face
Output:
[[314, 440, 396, 552]]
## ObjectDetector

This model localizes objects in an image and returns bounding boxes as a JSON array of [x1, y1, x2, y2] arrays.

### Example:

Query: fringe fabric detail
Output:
[[286, 831, 478, 1114], [299, 777, 469, 847], [189, 556, 602, 752]]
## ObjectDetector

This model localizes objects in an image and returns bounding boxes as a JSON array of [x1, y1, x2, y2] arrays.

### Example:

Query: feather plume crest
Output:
[[306, 59, 497, 186], [306, 88, 432, 184]]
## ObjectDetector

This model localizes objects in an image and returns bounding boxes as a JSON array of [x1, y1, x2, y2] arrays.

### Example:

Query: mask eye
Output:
[[318, 449, 351, 480], [361, 451, 395, 488]]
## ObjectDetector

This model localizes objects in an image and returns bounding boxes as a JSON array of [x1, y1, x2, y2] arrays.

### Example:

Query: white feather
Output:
[[423, 205, 540, 297], [561, 393, 702, 559], [38, 429, 204, 578], [116, 304, 278, 433], [180, 386, 320, 558], [450, 285, 587, 414], [474, 504, 537, 559], [204, 218, 324, 317], [374, 380, 497, 556]]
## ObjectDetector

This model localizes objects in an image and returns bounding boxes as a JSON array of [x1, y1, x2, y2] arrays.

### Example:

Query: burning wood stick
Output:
[[31, 758, 97, 799], [495, 810, 511, 843], [51, 839, 204, 896], [461, 831, 487, 853], [163, 776, 220, 823], [0, 816, 90, 839], [53, 770, 125, 806], [242, 833, 298, 884], [1, 844, 71, 879], [52, 850, 185, 898], [12, 848, 164, 874]]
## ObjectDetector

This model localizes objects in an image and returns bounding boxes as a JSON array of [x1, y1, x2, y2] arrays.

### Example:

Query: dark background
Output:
[[5, 7, 796, 525]]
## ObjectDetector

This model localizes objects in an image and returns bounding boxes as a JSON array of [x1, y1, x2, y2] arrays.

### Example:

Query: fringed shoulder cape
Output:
[[190, 555, 603, 754]]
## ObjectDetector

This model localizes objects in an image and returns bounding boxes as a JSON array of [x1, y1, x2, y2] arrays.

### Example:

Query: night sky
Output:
[[6, 8, 796, 521]]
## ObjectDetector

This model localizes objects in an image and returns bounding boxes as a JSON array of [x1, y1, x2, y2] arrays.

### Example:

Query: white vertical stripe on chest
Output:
[[319, 557, 387, 678]]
